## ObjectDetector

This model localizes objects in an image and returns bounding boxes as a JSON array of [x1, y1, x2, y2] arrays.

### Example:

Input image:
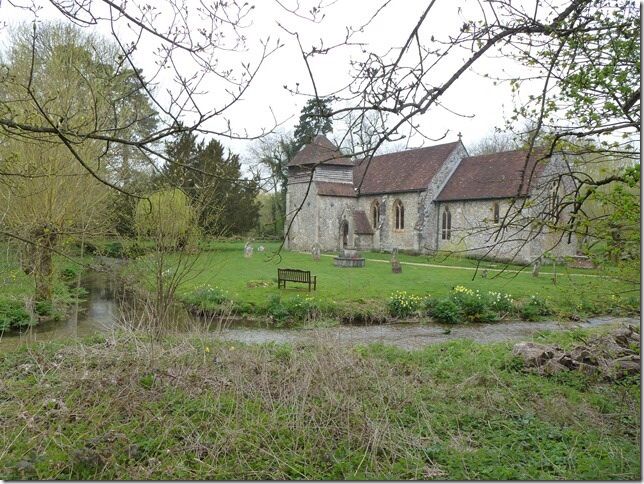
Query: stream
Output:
[[0, 266, 637, 352]]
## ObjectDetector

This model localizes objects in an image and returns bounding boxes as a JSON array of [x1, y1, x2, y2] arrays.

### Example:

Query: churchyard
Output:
[[131, 241, 639, 325]]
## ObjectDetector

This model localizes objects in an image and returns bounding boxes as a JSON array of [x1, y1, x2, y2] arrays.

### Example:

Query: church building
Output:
[[284, 135, 577, 263]]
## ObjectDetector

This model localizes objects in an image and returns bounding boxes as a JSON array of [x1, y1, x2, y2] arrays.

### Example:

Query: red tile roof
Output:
[[315, 181, 356, 197], [353, 210, 374, 234], [289, 135, 354, 167], [353, 141, 460, 194], [436, 149, 548, 201]]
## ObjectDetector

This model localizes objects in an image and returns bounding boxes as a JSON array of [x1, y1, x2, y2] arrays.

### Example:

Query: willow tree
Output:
[[0, 23, 155, 302]]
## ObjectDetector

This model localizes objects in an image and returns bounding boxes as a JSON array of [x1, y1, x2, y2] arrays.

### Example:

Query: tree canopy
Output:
[[163, 133, 260, 236]]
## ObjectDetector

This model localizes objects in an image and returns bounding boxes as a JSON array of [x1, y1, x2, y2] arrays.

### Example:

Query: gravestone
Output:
[[532, 256, 541, 277], [311, 243, 321, 261], [391, 247, 402, 273], [244, 241, 253, 258], [257, 245, 265, 253]]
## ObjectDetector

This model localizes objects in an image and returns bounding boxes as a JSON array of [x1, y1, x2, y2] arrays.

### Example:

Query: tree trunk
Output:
[[31, 224, 58, 303]]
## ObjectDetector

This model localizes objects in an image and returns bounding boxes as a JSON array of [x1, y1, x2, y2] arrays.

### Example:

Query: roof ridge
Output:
[[463, 147, 546, 160], [361, 140, 460, 162]]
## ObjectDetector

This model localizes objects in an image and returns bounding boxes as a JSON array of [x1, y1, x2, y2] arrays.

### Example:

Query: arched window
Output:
[[441, 206, 451, 240], [371, 200, 380, 229], [394, 199, 404, 230], [493, 202, 500, 224]]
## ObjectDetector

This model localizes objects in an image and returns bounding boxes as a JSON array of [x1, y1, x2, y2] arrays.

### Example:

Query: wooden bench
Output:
[[278, 268, 317, 291]]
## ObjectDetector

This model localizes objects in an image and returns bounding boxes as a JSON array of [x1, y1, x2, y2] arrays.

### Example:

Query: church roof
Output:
[[315, 181, 356, 197], [353, 141, 461, 195], [353, 210, 374, 234], [436, 149, 548, 202], [289, 135, 354, 167]]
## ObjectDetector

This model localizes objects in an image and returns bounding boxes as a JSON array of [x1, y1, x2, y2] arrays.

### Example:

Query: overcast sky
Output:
[[1, 0, 536, 161]]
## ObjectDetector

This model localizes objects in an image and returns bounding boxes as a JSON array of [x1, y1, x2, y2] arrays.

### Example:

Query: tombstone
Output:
[[532, 257, 541, 277], [244, 241, 253, 258], [311, 243, 321, 261], [257, 245, 265, 253], [481, 269, 488, 279], [391, 247, 402, 273]]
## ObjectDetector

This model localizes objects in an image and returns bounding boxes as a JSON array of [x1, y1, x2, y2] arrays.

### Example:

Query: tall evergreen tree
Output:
[[163, 133, 260, 236], [292, 97, 334, 150]]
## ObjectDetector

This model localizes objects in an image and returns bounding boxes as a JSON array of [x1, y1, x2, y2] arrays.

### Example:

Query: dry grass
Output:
[[0, 327, 640, 479]]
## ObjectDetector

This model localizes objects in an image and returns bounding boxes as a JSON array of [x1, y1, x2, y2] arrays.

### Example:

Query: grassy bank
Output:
[[129, 242, 639, 323], [0, 247, 89, 331], [0, 326, 639, 480]]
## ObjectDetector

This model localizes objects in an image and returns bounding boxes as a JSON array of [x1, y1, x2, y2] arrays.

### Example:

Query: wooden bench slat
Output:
[[278, 268, 317, 291]]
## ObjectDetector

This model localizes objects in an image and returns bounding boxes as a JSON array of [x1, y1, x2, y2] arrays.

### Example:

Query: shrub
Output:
[[102, 241, 124, 258], [266, 295, 290, 323], [184, 285, 229, 310], [60, 265, 80, 281], [428, 297, 461, 324], [424, 286, 515, 324], [0, 299, 32, 331], [265, 295, 320, 324], [487, 291, 514, 313], [387, 291, 423, 318], [519, 295, 552, 321], [34, 300, 54, 317], [124, 242, 147, 258], [449, 286, 497, 323]]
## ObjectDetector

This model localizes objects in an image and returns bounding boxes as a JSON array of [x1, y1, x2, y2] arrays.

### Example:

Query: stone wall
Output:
[[357, 192, 424, 252], [434, 153, 578, 264], [316, 195, 359, 251], [285, 145, 577, 262], [417, 142, 468, 252], [435, 198, 539, 262], [284, 173, 320, 251]]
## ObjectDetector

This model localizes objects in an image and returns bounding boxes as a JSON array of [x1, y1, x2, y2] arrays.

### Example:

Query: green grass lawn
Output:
[[147, 242, 638, 318], [0, 326, 639, 480]]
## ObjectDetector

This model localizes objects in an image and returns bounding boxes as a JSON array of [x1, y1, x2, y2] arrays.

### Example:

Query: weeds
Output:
[[0, 330, 639, 480]]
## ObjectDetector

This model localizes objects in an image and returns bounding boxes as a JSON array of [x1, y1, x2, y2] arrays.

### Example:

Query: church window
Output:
[[493, 202, 500, 224], [394, 200, 404, 230], [371, 200, 380, 229], [441, 207, 452, 240]]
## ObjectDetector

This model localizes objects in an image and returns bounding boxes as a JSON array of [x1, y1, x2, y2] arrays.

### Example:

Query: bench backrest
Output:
[[278, 268, 311, 282]]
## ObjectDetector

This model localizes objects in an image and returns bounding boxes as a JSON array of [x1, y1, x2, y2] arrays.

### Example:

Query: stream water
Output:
[[0, 266, 637, 352]]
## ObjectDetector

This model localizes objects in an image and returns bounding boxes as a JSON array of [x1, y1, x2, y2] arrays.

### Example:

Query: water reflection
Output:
[[0, 269, 119, 350]]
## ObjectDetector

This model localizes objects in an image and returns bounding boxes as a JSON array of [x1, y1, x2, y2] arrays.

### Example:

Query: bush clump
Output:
[[519, 294, 552, 321], [387, 291, 423, 318], [265, 294, 320, 325], [451, 286, 498, 323], [424, 286, 519, 324], [184, 284, 230, 311], [60, 265, 80, 281], [0, 299, 32, 331], [427, 297, 461, 324]]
